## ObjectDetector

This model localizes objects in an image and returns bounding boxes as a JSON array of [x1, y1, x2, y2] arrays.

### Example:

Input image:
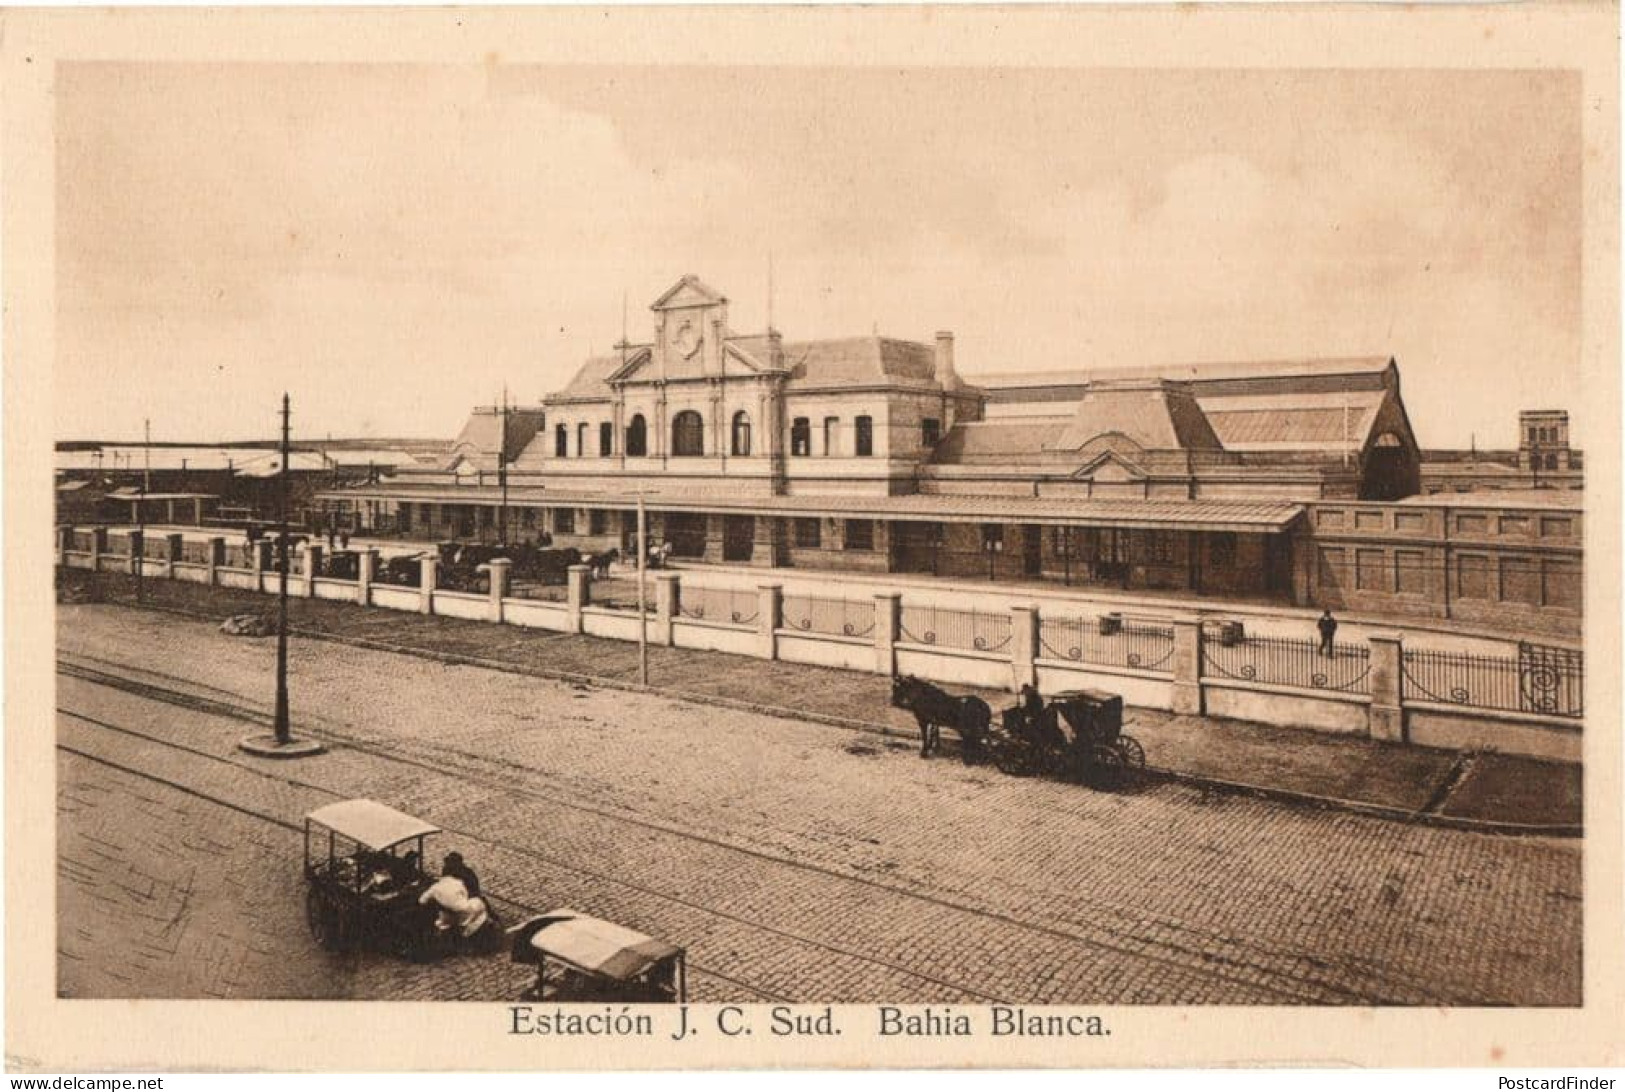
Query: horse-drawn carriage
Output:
[[988, 689, 1144, 789], [890, 677, 1144, 790]]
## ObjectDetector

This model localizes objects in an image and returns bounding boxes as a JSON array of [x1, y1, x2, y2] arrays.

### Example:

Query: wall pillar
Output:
[[165, 532, 185, 579], [304, 543, 324, 597], [757, 582, 782, 661], [874, 592, 901, 676], [90, 527, 106, 571], [567, 563, 591, 633], [1171, 617, 1204, 716], [483, 558, 512, 624], [654, 572, 679, 647], [357, 549, 377, 607], [207, 536, 226, 587], [257, 540, 275, 573], [128, 529, 145, 576], [58, 526, 71, 567], [418, 554, 437, 614], [1010, 605, 1038, 692], [1368, 632, 1405, 743]]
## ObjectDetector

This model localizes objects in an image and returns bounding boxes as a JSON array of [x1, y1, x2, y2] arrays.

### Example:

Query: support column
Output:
[[128, 529, 145, 576], [567, 563, 591, 633], [207, 536, 226, 587], [1010, 605, 1038, 693], [483, 558, 512, 624], [58, 526, 70, 567], [1368, 632, 1405, 743], [418, 554, 437, 615], [874, 592, 901, 676], [90, 527, 106, 572], [1171, 617, 1204, 716], [304, 543, 324, 598], [654, 572, 680, 647], [357, 549, 377, 607], [757, 582, 782, 661]]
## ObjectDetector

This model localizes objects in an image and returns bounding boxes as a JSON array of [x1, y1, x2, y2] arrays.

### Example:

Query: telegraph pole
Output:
[[241, 393, 323, 758], [274, 394, 292, 744], [498, 387, 511, 546], [136, 419, 150, 604]]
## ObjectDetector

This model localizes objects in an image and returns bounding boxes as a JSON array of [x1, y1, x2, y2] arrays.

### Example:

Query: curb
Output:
[[70, 588, 1582, 838]]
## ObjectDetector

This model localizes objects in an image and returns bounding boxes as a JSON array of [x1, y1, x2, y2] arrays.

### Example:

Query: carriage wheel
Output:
[[996, 745, 1036, 778], [1117, 735, 1146, 771], [306, 889, 340, 951]]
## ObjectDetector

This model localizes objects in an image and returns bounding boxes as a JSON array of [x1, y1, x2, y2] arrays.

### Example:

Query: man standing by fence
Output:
[[1317, 609, 1338, 657]]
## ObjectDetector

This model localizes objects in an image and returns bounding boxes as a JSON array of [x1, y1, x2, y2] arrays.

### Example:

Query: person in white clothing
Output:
[[418, 854, 489, 940]]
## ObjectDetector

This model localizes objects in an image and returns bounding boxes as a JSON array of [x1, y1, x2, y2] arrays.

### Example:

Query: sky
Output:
[[55, 63, 1584, 449]]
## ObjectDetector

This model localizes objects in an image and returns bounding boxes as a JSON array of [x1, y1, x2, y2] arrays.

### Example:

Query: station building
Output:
[[318, 275, 1580, 634]]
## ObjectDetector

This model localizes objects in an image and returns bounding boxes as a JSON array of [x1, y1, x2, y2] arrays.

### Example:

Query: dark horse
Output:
[[586, 548, 620, 580], [890, 675, 993, 761]]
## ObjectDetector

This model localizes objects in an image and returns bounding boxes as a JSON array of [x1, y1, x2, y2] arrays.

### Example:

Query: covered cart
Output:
[[508, 910, 686, 1003], [303, 798, 440, 954]]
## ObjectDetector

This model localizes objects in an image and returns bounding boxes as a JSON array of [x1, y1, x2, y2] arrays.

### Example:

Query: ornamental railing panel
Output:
[[781, 595, 876, 638], [1204, 634, 1371, 694], [678, 586, 759, 626], [1402, 643, 1582, 719], [1037, 615, 1176, 673], [898, 605, 1012, 653]]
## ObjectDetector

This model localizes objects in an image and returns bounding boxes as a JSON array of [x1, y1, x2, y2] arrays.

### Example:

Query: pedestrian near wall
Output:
[[1317, 609, 1338, 657]]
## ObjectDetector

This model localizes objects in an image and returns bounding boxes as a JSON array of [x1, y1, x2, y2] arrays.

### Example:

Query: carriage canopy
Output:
[[304, 799, 442, 852], [509, 910, 683, 980]]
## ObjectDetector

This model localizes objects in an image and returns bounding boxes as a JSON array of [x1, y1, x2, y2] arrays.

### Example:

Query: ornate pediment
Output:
[[650, 275, 727, 312], [1071, 449, 1146, 483]]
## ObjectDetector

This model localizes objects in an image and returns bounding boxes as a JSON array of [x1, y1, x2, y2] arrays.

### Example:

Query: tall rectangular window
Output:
[[590, 509, 608, 535], [922, 418, 941, 447], [794, 518, 821, 548], [599, 422, 614, 456], [845, 519, 874, 551], [791, 418, 811, 457], [855, 416, 874, 457], [554, 508, 575, 534]]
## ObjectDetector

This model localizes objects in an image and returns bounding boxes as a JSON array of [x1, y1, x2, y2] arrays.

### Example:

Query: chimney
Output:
[[935, 331, 959, 389]]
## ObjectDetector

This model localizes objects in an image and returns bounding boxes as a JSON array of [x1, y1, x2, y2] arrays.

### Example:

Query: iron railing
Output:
[[898, 605, 1012, 652], [1402, 642, 1582, 719], [781, 595, 876, 638], [1203, 634, 1371, 694], [1038, 615, 1176, 673], [678, 586, 759, 626]]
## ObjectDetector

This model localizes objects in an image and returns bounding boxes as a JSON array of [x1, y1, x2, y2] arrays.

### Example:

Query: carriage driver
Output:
[[418, 851, 489, 941], [1017, 683, 1045, 739]]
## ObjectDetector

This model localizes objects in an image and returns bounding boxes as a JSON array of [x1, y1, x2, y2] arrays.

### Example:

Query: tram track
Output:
[[57, 650, 1450, 1005]]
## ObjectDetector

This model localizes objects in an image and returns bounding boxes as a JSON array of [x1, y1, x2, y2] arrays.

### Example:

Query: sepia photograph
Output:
[[5, 1, 1621, 1074]]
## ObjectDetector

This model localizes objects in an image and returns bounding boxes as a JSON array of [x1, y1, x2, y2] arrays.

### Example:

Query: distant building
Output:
[[1419, 409, 1583, 494]]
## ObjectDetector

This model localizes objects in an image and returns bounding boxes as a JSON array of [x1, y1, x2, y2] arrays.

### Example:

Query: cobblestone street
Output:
[[56, 603, 1583, 1005]]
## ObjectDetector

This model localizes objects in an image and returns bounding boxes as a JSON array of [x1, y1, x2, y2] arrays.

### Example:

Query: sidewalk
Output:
[[59, 568, 1583, 834]]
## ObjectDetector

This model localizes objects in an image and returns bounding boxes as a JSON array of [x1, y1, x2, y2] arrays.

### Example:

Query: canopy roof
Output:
[[304, 799, 441, 850], [519, 911, 683, 980]]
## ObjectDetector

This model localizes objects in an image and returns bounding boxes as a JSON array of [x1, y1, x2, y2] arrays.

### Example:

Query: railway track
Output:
[[56, 650, 1448, 1005]]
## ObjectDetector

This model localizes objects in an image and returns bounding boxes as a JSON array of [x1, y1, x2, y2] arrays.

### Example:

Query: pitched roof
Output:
[[1049, 380, 1223, 452], [783, 336, 937, 387], [1200, 389, 1386, 452], [977, 356, 1395, 394]]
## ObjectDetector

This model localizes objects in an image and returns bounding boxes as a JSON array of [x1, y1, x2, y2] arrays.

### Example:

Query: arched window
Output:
[[554, 424, 568, 458], [576, 423, 588, 457], [626, 414, 647, 457], [731, 411, 752, 456], [600, 422, 613, 456], [672, 410, 705, 457]]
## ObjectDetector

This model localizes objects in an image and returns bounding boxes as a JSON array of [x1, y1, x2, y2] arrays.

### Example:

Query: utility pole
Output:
[[498, 386, 511, 546], [241, 393, 323, 758], [275, 394, 292, 745], [136, 419, 150, 603]]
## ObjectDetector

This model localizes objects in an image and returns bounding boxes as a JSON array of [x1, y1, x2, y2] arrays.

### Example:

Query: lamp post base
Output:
[[237, 733, 326, 759]]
